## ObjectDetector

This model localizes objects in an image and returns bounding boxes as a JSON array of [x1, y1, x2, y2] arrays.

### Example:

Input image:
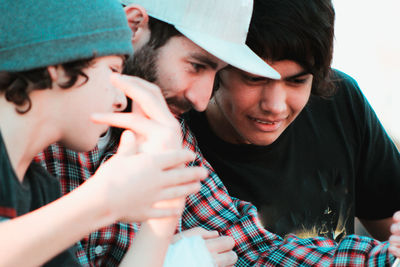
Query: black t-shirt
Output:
[[185, 70, 400, 241], [0, 132, 80, 266]]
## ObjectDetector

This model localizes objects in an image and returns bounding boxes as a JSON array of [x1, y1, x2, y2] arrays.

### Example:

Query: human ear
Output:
[[47, 66, 58, 82], [124, 5, 150, 45], [47, 65, 69, 88]]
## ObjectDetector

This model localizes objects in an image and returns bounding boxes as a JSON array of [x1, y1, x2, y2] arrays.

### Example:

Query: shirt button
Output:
[[95, 245, 103, 255]]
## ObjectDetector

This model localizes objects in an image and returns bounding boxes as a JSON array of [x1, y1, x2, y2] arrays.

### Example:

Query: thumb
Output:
[[117, 130, 137, 156]]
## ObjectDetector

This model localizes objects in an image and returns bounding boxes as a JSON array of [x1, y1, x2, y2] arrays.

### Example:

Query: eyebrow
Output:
[[284, 70, 311, 80], [189, 53, 219, 70]]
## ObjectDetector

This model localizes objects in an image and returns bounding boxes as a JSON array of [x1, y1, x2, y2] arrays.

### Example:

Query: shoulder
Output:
[[26, 162, 61, 200], [330, 69, 364, 99], [320, 69, 369, 111], [331, 69, 358, 86]]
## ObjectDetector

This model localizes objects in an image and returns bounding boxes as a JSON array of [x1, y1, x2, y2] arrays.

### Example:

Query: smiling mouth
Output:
[[249, 116, 285, 124], [251, 118, 276, 124]]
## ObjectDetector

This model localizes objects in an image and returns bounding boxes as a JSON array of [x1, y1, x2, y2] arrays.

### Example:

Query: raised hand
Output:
[[88, 129, 207, 223], [91, 73, 183, 152], [91, 73, 194, 236]]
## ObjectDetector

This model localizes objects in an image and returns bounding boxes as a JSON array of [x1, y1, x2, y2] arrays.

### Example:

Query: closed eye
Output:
[[286, 78, 308, 84], [242, 74, 269, 84], [190, 62, 207, 73], [110, 66, 122, 73]]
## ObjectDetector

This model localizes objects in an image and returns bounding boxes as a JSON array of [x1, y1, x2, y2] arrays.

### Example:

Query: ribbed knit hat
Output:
[[0, 0, 133, 72]]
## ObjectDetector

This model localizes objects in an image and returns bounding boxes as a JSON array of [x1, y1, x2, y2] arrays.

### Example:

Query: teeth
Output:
[[253, 118, 274, 124]]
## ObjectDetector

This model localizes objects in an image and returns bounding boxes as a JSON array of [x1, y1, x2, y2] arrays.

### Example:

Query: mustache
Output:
[[165, 97, 193, 114]]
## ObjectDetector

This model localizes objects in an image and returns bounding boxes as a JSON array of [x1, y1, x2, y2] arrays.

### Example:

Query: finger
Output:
[[172, 228, 219, 243], [161, 167, 208, 187], [132, 101, 146, 116], [117, 130, 137, 156], [394, 211, 400, 222], [389, 235, 400, 245], [392, 223, 400, 235], [110, 74, 175, 124], [205, 236, 235, 254], [156, 182, 201, 201], [145, 207, 182, 219], [151, 150, 197, 169], [389, 246, 400, 258], [120, 74, 167, 104], [201, 230, 221, 240], [184, 228, 220, 239], [213, 251, 238, 267], [91, 112, 165, 137]]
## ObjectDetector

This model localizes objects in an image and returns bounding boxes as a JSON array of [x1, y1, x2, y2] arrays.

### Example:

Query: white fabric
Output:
[[119, 0, 280, 79], [97, 129, 112, 157], [163, 235, 215, 267]]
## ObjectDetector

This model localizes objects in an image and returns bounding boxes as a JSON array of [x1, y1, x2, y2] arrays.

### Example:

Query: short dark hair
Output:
[[246, 0, 336, 97], [122, 16, 182, 113], [147, 16, 182, 49], [0, 59, 93, 114]]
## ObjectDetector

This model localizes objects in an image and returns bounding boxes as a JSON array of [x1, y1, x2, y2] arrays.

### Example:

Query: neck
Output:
[[205, 97, 246, 144], [0, 97, 60, 182]]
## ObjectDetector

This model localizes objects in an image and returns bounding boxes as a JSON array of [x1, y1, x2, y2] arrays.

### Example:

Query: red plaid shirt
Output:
[[35, 119, 395, 266]]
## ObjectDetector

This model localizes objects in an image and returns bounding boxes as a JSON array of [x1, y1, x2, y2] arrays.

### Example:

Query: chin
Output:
[[60, 137, 99, 153], [248, 136, 278, 146]]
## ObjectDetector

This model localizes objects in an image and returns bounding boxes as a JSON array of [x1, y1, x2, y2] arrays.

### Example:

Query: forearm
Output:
[[249, 234, 393, 266], [183, 175, 396, 266], [119, 221, 175, 267], [0, 179, 114, 267]]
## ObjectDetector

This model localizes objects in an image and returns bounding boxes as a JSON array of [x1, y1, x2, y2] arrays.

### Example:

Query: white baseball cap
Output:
[[120, 0, 280, 79]]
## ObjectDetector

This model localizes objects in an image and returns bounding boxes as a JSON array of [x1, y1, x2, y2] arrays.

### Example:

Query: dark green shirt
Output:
[[0, 132, 80, 266]]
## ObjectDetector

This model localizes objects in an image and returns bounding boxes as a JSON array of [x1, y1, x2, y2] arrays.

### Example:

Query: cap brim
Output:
[[176, 27, 280, 79]]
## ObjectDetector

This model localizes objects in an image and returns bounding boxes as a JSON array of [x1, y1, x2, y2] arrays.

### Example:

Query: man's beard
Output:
[[165, 97, 193, 115], [123, 43, 193, 115], [123, 43, 158, 82]]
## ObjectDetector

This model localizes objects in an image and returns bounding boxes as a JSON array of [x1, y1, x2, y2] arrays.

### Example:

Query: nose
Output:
[[184, 73, 216, 112], [113, 87, 128, 112], [260, 82, 287, 114]]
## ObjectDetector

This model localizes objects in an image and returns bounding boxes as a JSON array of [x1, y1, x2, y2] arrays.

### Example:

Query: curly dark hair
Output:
[[246, 0, 336, 97], [0, 59, 93, 114]]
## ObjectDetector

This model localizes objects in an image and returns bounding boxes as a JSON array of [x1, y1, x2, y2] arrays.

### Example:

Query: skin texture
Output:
[[0, 58, 207, 266], [155, 36, 226, 114], [51, 56, 127, 152], [206, 60, 313, 146], [389, 212, 400, 256], [127, 35, 227, 115], [205, 59, 397, 242], [124, 5, 227, 116], [172, 227, 238, 267], [121, 6, 237, 266], [123, 7, 398, 263]]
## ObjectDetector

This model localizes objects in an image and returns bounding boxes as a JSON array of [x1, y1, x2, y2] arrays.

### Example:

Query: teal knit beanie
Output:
[[0, 0, 133, 72]]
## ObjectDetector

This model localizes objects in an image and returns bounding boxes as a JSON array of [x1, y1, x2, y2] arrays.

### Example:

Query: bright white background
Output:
[[332, 0, 400, 143]]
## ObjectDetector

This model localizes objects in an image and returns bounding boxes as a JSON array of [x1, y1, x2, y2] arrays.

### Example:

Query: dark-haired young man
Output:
[[186, 0, 400, 254], [37, 0, 400, 266]]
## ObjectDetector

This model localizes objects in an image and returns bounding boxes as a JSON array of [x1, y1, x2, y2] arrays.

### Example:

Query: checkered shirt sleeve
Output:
[[35, 136, 140, 267], [35, 120, 395, 267], [179, 118, 395, 266]]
